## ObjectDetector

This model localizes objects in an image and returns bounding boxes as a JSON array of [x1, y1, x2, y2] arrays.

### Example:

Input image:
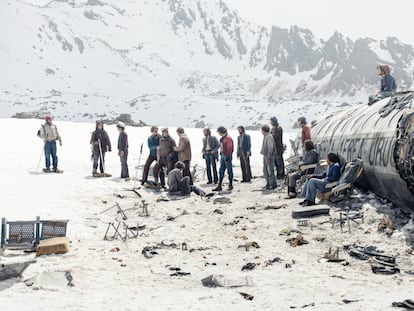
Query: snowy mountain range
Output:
[[1, 0, 414, 128]]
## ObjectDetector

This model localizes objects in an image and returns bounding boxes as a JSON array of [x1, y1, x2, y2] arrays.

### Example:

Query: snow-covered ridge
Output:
[[1, 0, 413, 127]]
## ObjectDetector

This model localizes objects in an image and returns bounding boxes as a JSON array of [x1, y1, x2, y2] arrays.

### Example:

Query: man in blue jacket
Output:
[[141, 126, 161, 185], [300, 152, 341, 206]]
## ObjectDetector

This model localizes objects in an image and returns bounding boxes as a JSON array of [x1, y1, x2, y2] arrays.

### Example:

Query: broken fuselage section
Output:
[[309, 92, 414, 211]]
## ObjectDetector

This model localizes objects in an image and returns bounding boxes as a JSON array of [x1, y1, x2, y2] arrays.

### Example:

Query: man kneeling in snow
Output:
[[168, 161, 205, 196]]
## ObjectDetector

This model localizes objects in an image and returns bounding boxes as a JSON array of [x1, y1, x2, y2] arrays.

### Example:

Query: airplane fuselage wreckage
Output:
[[309, 92, 414, 212]]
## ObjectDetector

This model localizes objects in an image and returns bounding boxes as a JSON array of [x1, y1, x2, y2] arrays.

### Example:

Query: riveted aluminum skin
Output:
[[303, 93, 414, 212]]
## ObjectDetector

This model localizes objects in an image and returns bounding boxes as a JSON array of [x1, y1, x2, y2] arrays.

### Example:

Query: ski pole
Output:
[[133, 143, 144, 188], [36, 144, 44, 172]]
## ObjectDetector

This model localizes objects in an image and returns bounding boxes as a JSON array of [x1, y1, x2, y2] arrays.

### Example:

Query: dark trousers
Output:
[[153, 158, 174, 186], [120, 151, 129, 178], [219, 155, 233, 184], [142, 154, 157, 182], [93, 150, 105, 173], [183, 160, 193, 185], [204, 153, 218, 183], [288, 171, 302, 188], [275, 153, 285, 178], [44, 141, 58, 170], [239, 151, 252, 182]]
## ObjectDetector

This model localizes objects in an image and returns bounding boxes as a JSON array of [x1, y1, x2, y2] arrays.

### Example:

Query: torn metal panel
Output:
[[307, 92, 414, 211]]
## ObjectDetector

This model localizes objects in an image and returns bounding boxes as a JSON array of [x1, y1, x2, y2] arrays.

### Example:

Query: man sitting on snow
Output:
[[168, 161, 205, 196]]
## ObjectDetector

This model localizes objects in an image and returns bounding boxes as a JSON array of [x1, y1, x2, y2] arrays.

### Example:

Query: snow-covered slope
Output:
[[1, 118, 413, 310], [1, 0, 414, 128]]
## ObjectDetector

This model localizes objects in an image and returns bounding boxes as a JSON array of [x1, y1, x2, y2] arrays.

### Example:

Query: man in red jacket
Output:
[[213, 126, 234, 191], [297, 117, 311, 148]]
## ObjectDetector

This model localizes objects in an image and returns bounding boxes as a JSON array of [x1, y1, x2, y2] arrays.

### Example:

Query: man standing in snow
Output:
[[174, 127, 193, 185], [38, 115, 62, 173], [297, 117, 311, 148], [117, 121, 129, 179], [270, 117, 285, 179], [202, 128, 219, 184], [90, 120, 111, 177], [237, 126, 252, 183], [141, 126, 161, 185], [152, 128, 176, 188], [261, 124, 277, 190], [213, 126, 234, 191]]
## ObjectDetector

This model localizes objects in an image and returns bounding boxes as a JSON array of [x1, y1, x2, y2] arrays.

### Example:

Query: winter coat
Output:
[[270, 126, 284, 155], [237, 133, 251, 157], [301, 125, 311, 144], [202, 135, 219, 158], [148, 134, 161, 156], [167, 168, 183, 193], [380, 75, 397, 93], [118, 131, 128, 152], [220, 134, 234, 156], [299, 149, 319, 167], [39, 123, 62, 143], [158, 135, 176, 159], [90, 129, 111, 152], [174, 134, 192, 162], [314, 162, 340, 183], [260, 133, 276, 159]]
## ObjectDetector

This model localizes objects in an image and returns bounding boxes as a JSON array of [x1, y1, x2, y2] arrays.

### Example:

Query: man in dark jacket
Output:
[[168, 161, 205, 196], [369, 65, 397, 104], [237, 126, 252, 183], [300, 152, 341, 206], [270, 117, 284, 178], [213, 126, 234, 191], [202, 128, 219, 184], [90, 120, 112, 177], [153, 128, 176, 188], [141, 126, 161, 185], [286, 140, 319, 198], [117, 122, 129, 179]]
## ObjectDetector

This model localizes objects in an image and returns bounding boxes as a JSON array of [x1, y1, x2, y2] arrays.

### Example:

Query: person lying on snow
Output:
[[167, 161, 205, 196], [299, 152, 341, 206]]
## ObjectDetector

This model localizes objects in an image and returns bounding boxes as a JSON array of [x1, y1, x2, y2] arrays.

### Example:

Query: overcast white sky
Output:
[[226, 0, 414, 45]]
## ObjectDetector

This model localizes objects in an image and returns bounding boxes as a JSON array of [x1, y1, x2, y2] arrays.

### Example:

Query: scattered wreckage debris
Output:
[[237, 241, 260, 251], [286, 235, 308, 247], [239, 292, 254, 301], [0, 260, 36, 281], [378, 215, 394, 236], [201, 274, 253, 288], [345, 244, 400, 274], [292, 206, 330, 219], [392, 299, 414, 309]]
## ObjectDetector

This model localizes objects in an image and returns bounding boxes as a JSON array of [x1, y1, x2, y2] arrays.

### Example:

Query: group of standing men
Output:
[[37, 115, 312, 196], [137, 116, 311, 194]]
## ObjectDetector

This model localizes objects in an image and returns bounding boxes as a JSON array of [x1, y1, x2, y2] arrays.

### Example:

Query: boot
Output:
[[212, 183, 222, 192], [285, 186, 297, 199], [227, 182, 233, 191]]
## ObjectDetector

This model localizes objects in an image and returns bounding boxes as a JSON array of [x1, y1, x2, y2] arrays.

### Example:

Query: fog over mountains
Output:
[[1, 0, 413, 128]]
